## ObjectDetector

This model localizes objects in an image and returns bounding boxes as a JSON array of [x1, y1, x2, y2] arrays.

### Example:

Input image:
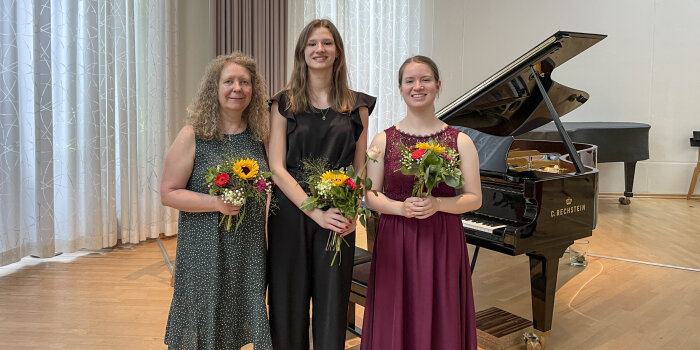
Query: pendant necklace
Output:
[[320, 107, 330, 121]]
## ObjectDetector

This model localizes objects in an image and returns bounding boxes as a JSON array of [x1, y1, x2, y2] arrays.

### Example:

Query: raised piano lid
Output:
[[437, 31, 607, 137]]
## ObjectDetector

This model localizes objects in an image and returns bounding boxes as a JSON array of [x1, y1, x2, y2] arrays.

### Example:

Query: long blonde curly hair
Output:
[[187, 52, 269, 143]]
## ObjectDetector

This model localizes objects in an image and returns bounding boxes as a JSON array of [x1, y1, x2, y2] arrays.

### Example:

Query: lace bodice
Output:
[[382, 125, 461, 202]]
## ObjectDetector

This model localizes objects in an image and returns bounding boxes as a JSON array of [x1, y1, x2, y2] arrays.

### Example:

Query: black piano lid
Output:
[[437, 31, 607, 137]]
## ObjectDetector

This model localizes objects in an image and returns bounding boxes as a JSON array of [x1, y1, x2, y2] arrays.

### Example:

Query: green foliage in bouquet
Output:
[[299, 155, 378, 266], [205, 157, 272, 232], [397, 139, 464, 197]]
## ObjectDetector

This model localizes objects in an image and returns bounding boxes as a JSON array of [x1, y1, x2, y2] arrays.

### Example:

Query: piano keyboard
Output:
[[461, 216, 511, 244], [461, 217, 506, 233]]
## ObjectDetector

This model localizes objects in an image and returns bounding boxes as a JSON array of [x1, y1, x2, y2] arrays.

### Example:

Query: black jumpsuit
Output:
[[267, 90, 375, 350]]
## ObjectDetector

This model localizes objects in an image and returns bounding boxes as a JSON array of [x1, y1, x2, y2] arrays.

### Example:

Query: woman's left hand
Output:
[[339, 217, 357, 237], [410, 196, 440, 219]]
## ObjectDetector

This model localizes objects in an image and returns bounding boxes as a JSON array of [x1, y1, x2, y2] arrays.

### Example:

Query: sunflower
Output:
[[320, 170, 349, 186], [415, 142, 446, 154], [233, 158, 259, 180]]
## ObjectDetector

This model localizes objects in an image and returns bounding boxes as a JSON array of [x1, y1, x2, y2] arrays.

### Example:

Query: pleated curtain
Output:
[[0, 0, 179, 266], [211, 0, 288, 97]]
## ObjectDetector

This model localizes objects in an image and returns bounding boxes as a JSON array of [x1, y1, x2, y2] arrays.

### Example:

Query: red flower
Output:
[[442, 153, 454, 161], [411, 149, 427, 159], [256, 179, 267, 192], [215, 173, 229, 186], [344, 178, 357, 190]]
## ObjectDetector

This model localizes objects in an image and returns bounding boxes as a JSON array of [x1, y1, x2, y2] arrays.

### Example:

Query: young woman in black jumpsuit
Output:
[[267, 19, 375, 350]]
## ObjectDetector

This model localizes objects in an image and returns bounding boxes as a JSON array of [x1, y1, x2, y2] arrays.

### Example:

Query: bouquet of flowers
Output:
[[397, 139, 464, 197], [205, 157, 272, 232], [299, 147, 380, 266]]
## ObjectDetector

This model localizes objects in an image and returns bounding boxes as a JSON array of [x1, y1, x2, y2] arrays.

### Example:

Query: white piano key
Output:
[[461, 218, 506, 233]]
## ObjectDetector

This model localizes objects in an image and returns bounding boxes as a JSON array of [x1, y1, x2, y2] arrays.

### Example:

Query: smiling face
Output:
[[304, 26, 337, 72], [218, 62, 253, 115], [399, 62, 441, 109]]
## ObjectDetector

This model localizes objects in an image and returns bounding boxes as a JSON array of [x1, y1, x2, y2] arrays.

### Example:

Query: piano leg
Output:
[[470, 246, 480, 273], [687, 148, 700, 200], [619, 161, 637, 205], [527, 245, 567, 333]]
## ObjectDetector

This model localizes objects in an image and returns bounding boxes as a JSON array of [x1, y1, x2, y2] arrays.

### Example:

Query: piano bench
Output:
[[347, 248, 371, 336]]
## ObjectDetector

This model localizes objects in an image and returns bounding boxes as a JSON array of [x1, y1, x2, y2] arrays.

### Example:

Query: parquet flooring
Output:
[[1, 197, 698, 349]]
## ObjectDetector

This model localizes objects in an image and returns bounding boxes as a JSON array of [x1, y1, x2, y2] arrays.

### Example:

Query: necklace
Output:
[[223, 122, 246, 135], [319, 107, 330, 121]]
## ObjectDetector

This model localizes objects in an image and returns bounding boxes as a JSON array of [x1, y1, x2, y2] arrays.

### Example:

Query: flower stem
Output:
[[357, 157, 370, 180]]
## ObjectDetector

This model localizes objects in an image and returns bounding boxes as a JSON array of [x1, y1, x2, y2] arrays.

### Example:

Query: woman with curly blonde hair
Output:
[[188, 53, 269, 144], [161, 52, 273, 349]]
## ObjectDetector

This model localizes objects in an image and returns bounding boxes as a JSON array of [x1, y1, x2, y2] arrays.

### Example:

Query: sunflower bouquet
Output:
[[205, 157, 272, 232], [397, 139, 464, 197], [299, 149, 379, 266]]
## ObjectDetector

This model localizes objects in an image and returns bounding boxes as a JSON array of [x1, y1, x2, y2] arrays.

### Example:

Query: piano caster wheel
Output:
[[618, 197, 631, 205], [524, 332, 544, 350]]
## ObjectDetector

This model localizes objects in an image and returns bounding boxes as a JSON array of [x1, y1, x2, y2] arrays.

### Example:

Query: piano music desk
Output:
[[518, 122, 650, 205]]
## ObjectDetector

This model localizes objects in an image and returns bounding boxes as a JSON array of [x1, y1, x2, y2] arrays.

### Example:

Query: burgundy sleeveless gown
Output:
[[360, 126, 477, 350]]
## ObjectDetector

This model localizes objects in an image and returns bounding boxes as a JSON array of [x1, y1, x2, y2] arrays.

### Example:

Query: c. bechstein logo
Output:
[[551, 197, 585, 217]]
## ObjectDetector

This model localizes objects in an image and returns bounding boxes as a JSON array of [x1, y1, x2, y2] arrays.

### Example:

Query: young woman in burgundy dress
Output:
[[361, 55, 482, 350]]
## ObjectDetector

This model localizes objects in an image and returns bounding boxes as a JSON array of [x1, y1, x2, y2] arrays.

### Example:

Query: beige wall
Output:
[[423, 0, 700, 195], [175, 0, 213, 129]]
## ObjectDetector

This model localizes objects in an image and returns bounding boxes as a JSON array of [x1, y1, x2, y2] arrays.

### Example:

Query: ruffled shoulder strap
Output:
[[347, 91, 377, 141], [269, 90, 295, 121], [351, 91, 377, 116]]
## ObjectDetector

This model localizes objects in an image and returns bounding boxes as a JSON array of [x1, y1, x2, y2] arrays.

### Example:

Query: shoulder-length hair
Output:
[[187, 52, 269, 143], [286, 19, 355, 114]]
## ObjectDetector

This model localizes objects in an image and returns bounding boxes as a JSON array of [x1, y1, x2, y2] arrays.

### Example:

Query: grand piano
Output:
[[436, 31, 603, 333], [357, 31, 604, 338]]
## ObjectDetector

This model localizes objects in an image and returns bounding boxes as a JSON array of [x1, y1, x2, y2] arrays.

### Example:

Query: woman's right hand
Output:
[[401, 197, 419, 218], [312, 208, 351, 233], [214, 196, 241, 216]]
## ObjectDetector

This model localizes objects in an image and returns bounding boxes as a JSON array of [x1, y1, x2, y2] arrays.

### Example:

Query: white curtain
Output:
[[288, 0, 425, 142], [0, 0, 179, 266]]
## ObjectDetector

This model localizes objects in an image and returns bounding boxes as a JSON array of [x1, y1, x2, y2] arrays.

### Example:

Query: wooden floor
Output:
[[0, 197, 698, 349]]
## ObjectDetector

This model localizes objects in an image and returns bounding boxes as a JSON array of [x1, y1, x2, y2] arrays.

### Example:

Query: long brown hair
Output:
[[286, 19, 355, 114], [187, 52, 269, 143]]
